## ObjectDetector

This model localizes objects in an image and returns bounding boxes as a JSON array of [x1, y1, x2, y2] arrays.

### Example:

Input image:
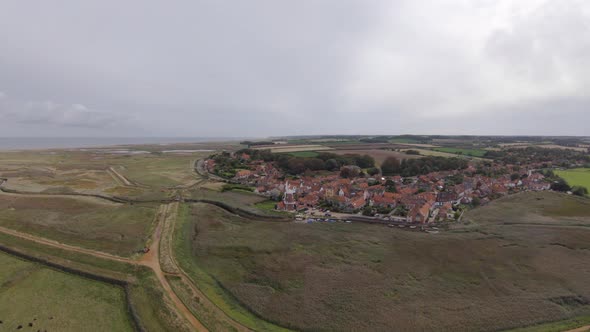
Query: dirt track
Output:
[[140, 203, 208, 331], [0, 203, 208, 332], [162, 203, 252, 332], [108, 166, 135, 186]]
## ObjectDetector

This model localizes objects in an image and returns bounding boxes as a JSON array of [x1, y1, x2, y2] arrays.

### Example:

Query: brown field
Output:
[[401, 148, 459, 158], [331, 149, 421, 165], [537, 145, 588, 152], [252, 145, 332, 153], [396, 143, 438, 148], [327, 143, 403, 150], [498, 144, 588, 152], [179, 192, 590, 331]]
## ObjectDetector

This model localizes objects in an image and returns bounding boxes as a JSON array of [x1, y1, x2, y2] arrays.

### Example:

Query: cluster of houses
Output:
[[204, 156, 551, 224]]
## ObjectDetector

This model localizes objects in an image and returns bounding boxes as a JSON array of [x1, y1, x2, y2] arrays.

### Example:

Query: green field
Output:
[[556, 168, 590, 190], [254, 200, 279, 211], [0, 150, 207, 199], [0, 194, 157, 256], [0, 231, 192, 332], [0, 252, 134, 331], [286, 151, 319, 158], [432, 147, 488, 157], [190, 188, 286, 217], [176, 192, 590, 331], [173, 204, 290, 332], [116, 153, 204, 188]]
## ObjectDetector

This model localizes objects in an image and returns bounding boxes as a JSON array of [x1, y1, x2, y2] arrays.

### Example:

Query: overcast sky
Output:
[[1, 0, 589, 137]]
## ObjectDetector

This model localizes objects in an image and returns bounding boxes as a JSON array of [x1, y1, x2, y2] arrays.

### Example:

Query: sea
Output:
[[0, 137, 241, 150]]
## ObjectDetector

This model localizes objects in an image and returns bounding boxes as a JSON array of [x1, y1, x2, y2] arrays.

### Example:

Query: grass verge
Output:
[[172, 203, 291, 332]]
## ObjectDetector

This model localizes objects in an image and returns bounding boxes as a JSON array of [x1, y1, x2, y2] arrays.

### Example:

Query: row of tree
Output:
[[381, 156, 469, 177], [235, 149, 376, 175], [550, 179, 588, 196], [484, 147, 590, 165]]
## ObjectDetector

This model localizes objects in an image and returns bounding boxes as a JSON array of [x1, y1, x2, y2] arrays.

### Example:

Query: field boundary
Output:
[[163, 203, 253, 331], [0, 182, 287, 220], [0, 243, 145, 332]]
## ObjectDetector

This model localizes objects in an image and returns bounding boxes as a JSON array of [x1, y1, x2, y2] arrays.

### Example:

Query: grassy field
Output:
[[0, 231, 192, 332], [189, 188, 284, 217], [172, 204, 291, 332], [115, 153, 205, 188], [556, 168, 590, 190], [286, 151, 319, 158], [509, 315, 590, 332], [254, 200, 279, 212], [0, 252, 134, 331], [432, 147, 488, 157], [0, 194, 157, 256], [176, 192, 590, 331], [0, 150, 206, 198]]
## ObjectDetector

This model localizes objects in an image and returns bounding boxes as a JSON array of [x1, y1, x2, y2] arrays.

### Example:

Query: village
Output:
[[203, 151, 552, 225]]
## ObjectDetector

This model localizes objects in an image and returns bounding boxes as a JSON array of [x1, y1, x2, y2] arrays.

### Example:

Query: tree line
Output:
[[381, 156, 469, 177], [228, 149, 376, 175]]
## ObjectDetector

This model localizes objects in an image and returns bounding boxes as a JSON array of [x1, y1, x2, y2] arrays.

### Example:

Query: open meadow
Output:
[[0, 252, 134, 331], [0, 194, 157, 256], [175, 192, 590, 331], [0, 148, 210, 199], [555, 168, 590, 190]]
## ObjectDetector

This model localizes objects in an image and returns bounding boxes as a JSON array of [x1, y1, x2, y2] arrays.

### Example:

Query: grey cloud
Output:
[[485, 1, 590, 85], [0, 95, 127, 128], [0, 0, 589, 137]]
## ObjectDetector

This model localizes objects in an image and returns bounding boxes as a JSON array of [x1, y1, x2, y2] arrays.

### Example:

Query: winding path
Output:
[[0, 203, 208, 332]]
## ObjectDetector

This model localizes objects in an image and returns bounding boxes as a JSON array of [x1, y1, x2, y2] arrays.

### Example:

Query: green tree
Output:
[[362, 205, 374, 216], [381, 157, 401, 176], [572, 186, 588, 197], [355, 155, 375, 168], [367, 167, 380, 176], [550, 179, 571, 192], [325, 159, 339, 171]]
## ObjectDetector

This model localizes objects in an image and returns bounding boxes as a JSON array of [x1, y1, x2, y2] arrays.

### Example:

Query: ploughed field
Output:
[[0, 194, 157, 256], [180, 192, 590, 331], [0, 252, 134, 331]]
